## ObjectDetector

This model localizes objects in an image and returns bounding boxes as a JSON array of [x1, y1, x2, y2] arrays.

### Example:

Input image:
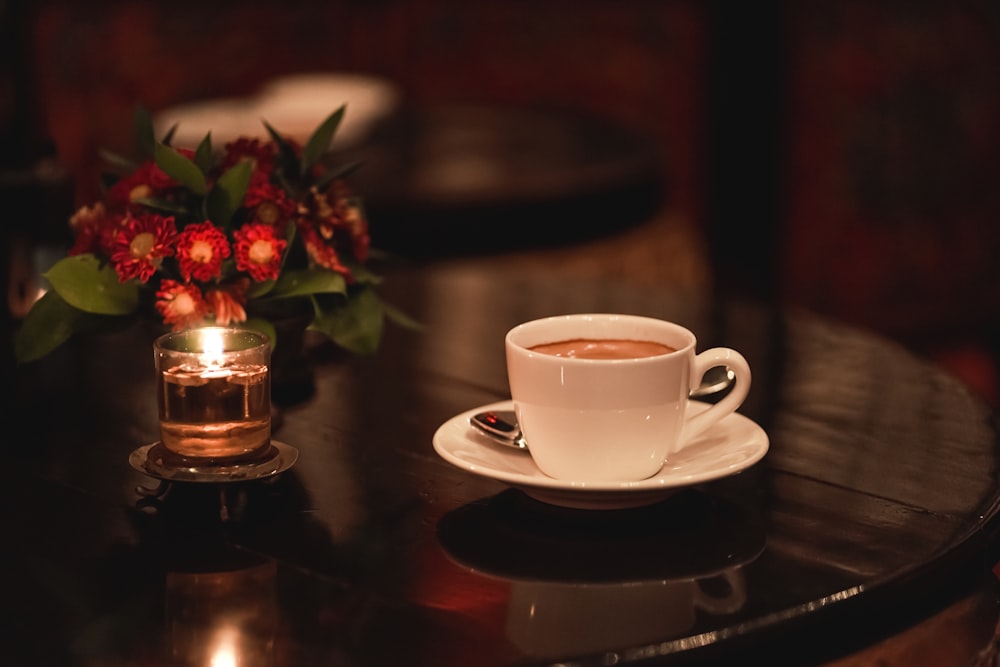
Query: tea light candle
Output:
[[154, 327, 271, 461], [200, 328, 227, 368]]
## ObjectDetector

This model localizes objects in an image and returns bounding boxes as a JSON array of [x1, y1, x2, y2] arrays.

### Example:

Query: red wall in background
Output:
[[782, 2, 1000, 347], [21, 1, 1000, 400], [29, 0, 707, 221]]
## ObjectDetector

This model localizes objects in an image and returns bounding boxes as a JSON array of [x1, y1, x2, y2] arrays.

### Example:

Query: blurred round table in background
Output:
[[348, 104, 666, 257]]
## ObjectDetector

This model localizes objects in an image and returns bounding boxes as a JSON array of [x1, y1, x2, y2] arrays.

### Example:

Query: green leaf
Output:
[[194, 133, 214, 174], [15, 291, 91, 363], [313, 161, 363, 192], [366, 247, 397, 262], [161, 124, 178, 146], [267, 269, 347, 299], [131, 196, 189, 216], [134, 105, 156, 159], [314, 158, 363, 189], [310, 287, 384, 355], [154, 143, 206, 195], [44, 255, 140, 315], [382, 301, 425, 332], [344, 262, 382, 286], [263, 120, 302, 184], [206, 159, 253, 228], [301, 106, 345, 173], [98, 148, 138, 174], [247, 279, 276, 299]]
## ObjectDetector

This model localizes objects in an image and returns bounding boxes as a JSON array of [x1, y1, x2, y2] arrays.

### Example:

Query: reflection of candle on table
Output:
[[165, 559, 278, 667], [155, 327, 271, 461]]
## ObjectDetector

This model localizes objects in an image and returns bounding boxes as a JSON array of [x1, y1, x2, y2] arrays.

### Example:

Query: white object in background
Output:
[[153, 97, 269, 149], [255, 73, 400, 146], [153, 73, 401, 149]]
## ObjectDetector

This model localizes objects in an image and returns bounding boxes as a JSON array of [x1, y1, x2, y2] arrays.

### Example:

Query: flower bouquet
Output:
[[14, 106, 415, 364]]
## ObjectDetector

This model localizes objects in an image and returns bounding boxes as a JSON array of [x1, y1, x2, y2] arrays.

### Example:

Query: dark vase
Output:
[[269, 314, 317, 408]]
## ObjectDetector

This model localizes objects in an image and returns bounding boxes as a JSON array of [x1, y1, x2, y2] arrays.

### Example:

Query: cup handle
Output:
[[682, 347, 751, 442], [693, 569, 747, 615]]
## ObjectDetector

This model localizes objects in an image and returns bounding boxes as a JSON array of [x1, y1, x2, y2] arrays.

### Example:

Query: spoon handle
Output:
[[469, 410, 529, 450]]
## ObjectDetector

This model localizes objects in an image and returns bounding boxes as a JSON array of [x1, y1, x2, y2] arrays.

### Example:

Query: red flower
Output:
[[110, 214, 177, 283], [155, 280, 209, 330], [205, 281, 249, 326], [300, 223, 350, 277], [328, 181, 371, 262], [341, 200, 371, 263], [68, 203, 122, 257], [176, 221, 231, 282], [221, 137, 276, 176], [106, 153, 191, 209], [300, 183, 371, 264], [244, 179, 296, 228], [234, 223, 286, 281]]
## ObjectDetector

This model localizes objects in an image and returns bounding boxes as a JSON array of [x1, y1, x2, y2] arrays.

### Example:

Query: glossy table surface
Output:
[[3, 262, 999, 666]]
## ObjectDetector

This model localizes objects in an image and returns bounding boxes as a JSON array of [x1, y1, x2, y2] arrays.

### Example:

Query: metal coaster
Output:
[[129, 441, 298, 483]]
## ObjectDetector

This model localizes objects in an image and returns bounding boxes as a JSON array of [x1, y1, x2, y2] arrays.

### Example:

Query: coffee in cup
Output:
[[529, 338, 676, 359], [505, 313, 751, 482]]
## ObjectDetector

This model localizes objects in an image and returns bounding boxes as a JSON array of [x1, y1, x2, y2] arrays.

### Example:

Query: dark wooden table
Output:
[[3, 262, 999, 667]]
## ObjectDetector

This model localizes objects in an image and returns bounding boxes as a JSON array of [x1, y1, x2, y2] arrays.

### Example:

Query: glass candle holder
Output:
[[154, 327, 271, 462]]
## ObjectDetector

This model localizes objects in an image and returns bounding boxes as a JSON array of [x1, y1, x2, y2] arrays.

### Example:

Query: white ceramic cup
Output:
[[505, 313, 751, 482]]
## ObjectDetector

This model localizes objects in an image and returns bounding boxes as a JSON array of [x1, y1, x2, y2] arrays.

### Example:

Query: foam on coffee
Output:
[[529, 338, 676, 360]]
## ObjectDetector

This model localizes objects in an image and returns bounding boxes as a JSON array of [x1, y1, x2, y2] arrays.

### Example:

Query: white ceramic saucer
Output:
[[432, 401, 769, 510]]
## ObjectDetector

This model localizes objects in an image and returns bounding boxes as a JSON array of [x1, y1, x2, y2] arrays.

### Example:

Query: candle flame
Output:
[[209, 625, 239, 667], [202, 330, 225, 356], [201, 329, 227, 368]]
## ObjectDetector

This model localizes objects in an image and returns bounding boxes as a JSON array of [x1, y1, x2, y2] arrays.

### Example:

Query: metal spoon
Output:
[[469, 367, 736, 451], [693, 365, 736, 399], [470, 410, 529, 450]]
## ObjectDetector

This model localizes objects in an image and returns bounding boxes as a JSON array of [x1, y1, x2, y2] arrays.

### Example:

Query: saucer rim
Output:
[[432, 400, 769, 499]]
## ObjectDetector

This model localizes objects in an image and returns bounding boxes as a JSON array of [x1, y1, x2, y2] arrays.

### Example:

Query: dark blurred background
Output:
[[3, 0, 999, 406]]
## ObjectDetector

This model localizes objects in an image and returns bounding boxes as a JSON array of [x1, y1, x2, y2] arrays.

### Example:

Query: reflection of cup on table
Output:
[[437, 490, 764, 661], [508, 570, 746, 658], [154, 327, 271, 461], [505, 314, 751, 481]]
